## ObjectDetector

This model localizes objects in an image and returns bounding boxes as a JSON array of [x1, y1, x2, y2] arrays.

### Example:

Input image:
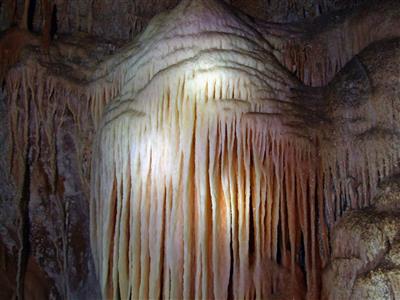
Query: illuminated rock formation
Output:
[[89, 1, 400, 299], [92, 1, 320, 297]]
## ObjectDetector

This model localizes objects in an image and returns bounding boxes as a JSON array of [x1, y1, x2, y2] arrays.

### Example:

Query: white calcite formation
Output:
[[89, 0, 400, 299], [91, 1, 321, 299]]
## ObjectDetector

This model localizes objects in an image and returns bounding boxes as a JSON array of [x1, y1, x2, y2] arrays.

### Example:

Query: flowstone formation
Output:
[[91, 1, 400, 299], [1, 0, 400, 299]]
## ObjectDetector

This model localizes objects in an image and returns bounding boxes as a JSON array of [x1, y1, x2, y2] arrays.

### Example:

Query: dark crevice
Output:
[[248, 137, 255, 266], [107, 176, 118, 298], [227, 238, 234, 299], [248, 186, 255, 265], [48, 4, 58, 39], [276, 221, 282, 265], [298, 234, 306, 283], [27, 0, 36, 31]]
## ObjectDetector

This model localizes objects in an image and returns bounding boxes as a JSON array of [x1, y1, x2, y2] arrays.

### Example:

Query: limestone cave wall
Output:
[[0, 1, 399, 299]]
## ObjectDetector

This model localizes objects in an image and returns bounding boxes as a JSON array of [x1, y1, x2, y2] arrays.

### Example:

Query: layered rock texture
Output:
[[1, 0, 400, 299], [323, 175, 400, 299]]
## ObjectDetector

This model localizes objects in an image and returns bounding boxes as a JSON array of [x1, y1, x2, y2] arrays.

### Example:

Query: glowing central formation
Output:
[[90, 0, 400, 299]]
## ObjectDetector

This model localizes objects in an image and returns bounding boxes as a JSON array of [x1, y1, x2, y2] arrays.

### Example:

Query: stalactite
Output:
[[90, 1, 325, 298], [276, 0, 400, 86], [3, 42, 128, 298], [88, 1, 400, 299]]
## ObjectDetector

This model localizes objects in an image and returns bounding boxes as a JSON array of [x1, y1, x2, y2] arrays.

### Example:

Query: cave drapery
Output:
[[1, 0, 400, 299]]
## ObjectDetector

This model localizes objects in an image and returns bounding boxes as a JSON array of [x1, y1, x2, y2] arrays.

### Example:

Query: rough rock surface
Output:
[[0, 0, 371, 39], [0, 33, 115, 299], [323, 175, 400, 299]]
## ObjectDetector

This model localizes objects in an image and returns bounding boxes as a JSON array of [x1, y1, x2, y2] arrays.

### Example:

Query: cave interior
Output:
[[0, 0, 400, 299]]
